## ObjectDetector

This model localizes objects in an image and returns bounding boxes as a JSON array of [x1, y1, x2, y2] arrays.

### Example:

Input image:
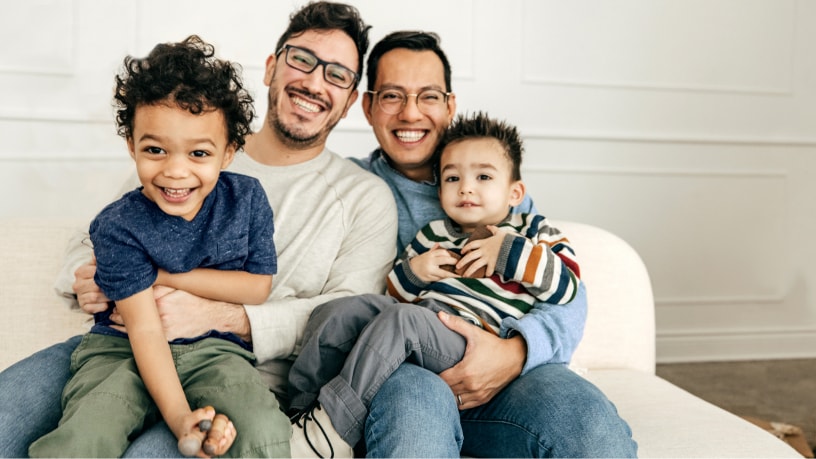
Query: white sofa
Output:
[[0, 217, 802, 458]]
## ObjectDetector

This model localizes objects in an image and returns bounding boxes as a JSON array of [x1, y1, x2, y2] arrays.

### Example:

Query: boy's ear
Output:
[[221, 144, 237, 169], [509, 180, 526, 207], [127, 138, 136, 159]]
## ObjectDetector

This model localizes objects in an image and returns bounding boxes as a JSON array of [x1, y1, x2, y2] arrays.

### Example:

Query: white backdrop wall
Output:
[[2, 0, 815, 363]]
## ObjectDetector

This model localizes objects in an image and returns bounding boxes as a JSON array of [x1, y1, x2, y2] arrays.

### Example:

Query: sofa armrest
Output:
[[553, 221, 656, 374]]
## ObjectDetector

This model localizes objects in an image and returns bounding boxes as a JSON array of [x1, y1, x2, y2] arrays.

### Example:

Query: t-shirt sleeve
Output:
[[243, 180, 277, 275], [89, 212, 157, 301]]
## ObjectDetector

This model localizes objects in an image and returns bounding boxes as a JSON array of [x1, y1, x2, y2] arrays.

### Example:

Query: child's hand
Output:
[[458, 225, 506, 278], [409, 243, 459, 283], [177, 406, 236, 458]]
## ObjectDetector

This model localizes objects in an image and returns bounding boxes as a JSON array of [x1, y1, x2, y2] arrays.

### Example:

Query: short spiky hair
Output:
[[435, 112, 524, 181], [114, 35, 254, 148], [275, 1, 370, 89]]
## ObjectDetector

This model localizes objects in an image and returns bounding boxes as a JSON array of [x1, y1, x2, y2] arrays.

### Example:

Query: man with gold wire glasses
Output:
[[346, 30, 638, 458]]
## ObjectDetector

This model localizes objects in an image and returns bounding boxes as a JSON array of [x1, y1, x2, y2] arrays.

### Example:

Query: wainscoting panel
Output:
[[521, 0, 796, 94]]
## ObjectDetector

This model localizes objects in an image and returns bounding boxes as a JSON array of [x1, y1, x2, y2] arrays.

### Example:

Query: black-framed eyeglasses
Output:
[[276, 44, 359, 89], [366, 88, 452, 115]]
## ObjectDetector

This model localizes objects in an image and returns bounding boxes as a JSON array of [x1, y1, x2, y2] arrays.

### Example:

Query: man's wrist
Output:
[[506, 334, 527, 376], [223, 302, 251, 342]]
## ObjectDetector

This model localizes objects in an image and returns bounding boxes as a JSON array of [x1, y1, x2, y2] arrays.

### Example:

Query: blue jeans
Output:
[[0, 335, 178, 458], [364, 363, 638, 458], [2, 341, 636, 458], [0, 336, 81, 458]]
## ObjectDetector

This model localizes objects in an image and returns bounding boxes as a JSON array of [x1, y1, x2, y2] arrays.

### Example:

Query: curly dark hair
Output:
[[114, 35, 254, 148], [366, 31, 452, 92], [434, 112, 524, 181], [275, 1, 370, 89]]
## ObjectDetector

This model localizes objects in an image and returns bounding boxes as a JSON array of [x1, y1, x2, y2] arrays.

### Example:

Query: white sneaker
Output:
[[289, 402, 353, 458]]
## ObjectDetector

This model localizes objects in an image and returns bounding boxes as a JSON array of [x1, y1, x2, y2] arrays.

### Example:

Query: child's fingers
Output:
[[177, 407, 216, 457], [178, 431, 206, 458], [462, 259, 490, 278], [202, 414, 235, 457]]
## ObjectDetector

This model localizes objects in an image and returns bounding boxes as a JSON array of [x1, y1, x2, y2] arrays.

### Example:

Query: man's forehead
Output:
[[375, 49, 445, 89]]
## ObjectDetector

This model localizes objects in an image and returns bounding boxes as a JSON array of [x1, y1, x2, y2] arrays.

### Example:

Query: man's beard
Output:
[[267, 87, 343, 150]]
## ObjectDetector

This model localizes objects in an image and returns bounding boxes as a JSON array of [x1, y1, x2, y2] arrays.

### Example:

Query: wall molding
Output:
[[520, 129, 816, 147], [0, 66, 75, 77], [657, 326, 816, 363], [3, 115, 816, 148], [0, 111, 111, 124], [523, 165, 787, 179], [519, 77, 793, 97], [0, 157, 126, 163], [655, 293, 787, 306], [316, 122, 816, 147]]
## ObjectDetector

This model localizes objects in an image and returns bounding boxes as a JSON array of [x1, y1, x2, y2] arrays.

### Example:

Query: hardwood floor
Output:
[[656, 359, 816, 455]]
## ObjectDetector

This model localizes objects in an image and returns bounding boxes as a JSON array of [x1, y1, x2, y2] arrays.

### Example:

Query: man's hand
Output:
[[109, 286, 252, 342], [408, 243, 459, 283], [73, 257, 110, 314], [437, 311, 527, 410]]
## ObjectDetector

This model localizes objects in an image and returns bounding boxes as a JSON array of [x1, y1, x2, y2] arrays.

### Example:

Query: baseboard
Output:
[[656, 328, 816, 363]]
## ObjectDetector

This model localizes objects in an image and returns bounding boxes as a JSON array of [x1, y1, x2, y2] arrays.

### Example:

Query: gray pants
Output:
[[288, 294, 468, 447]]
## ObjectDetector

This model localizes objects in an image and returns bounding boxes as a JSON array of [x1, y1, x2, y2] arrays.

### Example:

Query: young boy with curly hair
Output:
[[29, 36, 290, 458], [288, 111, 580, 456]]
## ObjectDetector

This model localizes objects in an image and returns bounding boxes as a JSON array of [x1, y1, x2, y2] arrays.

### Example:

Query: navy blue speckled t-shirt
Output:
[[88, 171, 276, 349]]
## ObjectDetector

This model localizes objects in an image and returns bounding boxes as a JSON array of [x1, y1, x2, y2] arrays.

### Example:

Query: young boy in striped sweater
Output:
[[288, 112, 581, 458]]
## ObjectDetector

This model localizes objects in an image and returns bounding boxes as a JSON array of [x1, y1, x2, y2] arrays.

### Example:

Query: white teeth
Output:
[[395, 130, 425, 142], [293, 96, 320, 113], [163, 188, 191, 197]]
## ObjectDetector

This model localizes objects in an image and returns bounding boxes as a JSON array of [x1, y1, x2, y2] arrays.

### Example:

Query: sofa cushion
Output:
[[0, 219, 89, 371], [585, 368, 801, 458]]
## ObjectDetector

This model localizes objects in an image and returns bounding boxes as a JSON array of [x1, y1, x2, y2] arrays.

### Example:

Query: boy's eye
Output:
[[190, 150, 209, 158], [478, 174, 492, 180], [444, 176, 459, 182], [146, 146, 165, 155]]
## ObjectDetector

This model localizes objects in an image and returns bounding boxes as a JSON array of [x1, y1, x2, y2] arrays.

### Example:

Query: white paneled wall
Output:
[[2, 0, 815, 362]]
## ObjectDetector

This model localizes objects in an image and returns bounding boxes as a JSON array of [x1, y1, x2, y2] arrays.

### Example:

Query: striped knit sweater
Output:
[[387, 213, 581, 333]]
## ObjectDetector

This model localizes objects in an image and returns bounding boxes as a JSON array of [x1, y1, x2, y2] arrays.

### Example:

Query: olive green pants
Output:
[[29, 334, 291, 458]]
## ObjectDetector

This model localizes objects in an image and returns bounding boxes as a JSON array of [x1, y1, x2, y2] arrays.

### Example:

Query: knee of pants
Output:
[[370, 363, 459, 422], [365, 364, 462, 457], [188, 380, 291, 458], [31, 392, 152, 458]]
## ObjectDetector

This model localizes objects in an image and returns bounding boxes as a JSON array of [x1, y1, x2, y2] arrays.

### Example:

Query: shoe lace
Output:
[[290, 401, 335, 458]]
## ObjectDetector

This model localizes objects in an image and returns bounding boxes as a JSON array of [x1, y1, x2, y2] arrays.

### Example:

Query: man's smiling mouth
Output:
[[394, 130, 426, 143], [293, 95, 321, 113]]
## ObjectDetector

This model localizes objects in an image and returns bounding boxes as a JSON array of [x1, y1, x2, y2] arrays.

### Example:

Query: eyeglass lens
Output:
[[284, 45, 356, 89], [375, 89, 448, 114]]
